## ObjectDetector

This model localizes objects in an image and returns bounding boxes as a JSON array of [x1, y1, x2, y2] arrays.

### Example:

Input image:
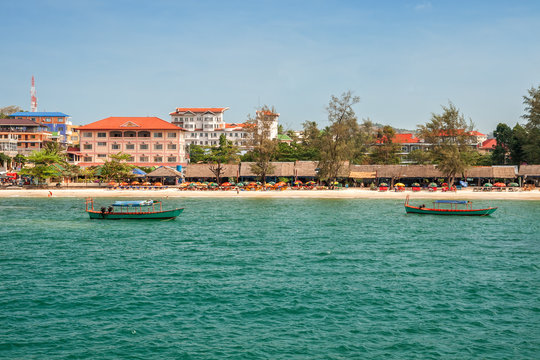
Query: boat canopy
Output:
[[112, 200, 153, 207], [433, 200, 468, 204]]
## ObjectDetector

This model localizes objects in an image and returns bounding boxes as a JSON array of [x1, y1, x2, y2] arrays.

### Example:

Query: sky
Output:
[[1, 0, 539, 133]]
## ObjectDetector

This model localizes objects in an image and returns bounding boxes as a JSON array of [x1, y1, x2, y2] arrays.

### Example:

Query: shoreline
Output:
[[1, 188, 539, 200]]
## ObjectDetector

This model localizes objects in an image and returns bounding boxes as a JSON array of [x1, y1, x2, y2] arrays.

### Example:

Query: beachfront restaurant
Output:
[[184, 163, 239, 183], [518, 165, 540, 186], [145, 166, 183, 185]]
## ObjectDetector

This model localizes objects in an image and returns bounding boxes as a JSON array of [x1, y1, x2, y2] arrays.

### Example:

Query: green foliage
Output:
[[417, 102, 476, 187], [407, 149, 432, 164], [522, 85, 540, 163], [19, 146, 67, 183], [206, 134, 240, 184], [0, 105, 24, 118], [100, 152, 133, 181], [509, 123, 527, 165], [318, 91, 360, 183], [0, 153, 11, 168], [369, 125, 400, 164], [491, 123, 512, 164], [188, 144, 207, 163], [246, 105, 279, 183]]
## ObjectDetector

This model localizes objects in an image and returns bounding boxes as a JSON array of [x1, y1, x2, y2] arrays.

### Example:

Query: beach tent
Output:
[[132, 168, 146, 176]]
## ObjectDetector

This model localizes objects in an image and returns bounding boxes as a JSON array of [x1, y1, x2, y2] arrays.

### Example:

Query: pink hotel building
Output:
[[77, 117, 186, 167]]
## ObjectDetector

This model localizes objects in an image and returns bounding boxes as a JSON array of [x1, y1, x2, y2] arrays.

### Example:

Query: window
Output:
[[140, 156, 149, 162], [167, 156, 176, 162], [57, 118, 64, 123], [97, 142, 106, 146], [83, 144, 92, 150], [97, 154, 106, 158], [154, 144, 163, 150], [140, 144, 148, 150], [83, 132, 92, 138], [110, 131, 122, 137], [31, 135, 36, 139], [154, 156, 162, 162], [97, 132, 106, 138], [83, 156, 93, 162], [168, 132, 177, 138], [126, 144, 135, 150], [153, 132, 163, 138], [112, 144, 120, 150], [44, 118, 51, 122], [167, 144, 176, 150]]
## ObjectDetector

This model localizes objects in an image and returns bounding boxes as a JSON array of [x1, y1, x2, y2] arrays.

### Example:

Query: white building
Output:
[[169, 107, 279, 150]]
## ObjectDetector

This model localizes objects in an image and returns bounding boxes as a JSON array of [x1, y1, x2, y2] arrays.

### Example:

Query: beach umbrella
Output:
[[256, 181, 262, 185], [108, 181, 117, 186], [248, 182, 257, 186], [412, 182, 420, 187], [483, 183, 493, 187], [221, 182, 232, 187], [236, 182, 244, 187], [120, 182, 129, 186], [199, 183, 208, 188], [188, 183, 197, 188], [264, 183, 274, 187], [275, 181, 286, 187], [509, 182, 519, 187], [142, 182, 151, 186], [268, 181, 276, 185], [395, 183, 405, 187], [131, 181, 140, 185], [203, 181, 209, 185], [494, 182, 506, 187], [307, 181, 316, 185], [429, 182, 437, 187], [379, 182, 388, 187], [442, 182, 448, 186], [294, 180, 303, 185], [154, 182, 163, 186]]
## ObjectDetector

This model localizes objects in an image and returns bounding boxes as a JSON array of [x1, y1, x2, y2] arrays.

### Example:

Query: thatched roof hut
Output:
[[184, 163, 239, 179], [268, 162, 295, 177], [518, 165, 540, 176], [464, 166, 516, 179], [294, 161, 318, 177], [239, 162, 257, 177], [146, 166, 182, 178]]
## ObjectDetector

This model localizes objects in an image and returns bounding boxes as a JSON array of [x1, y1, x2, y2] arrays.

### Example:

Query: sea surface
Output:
[[0, 197, 539, 359]]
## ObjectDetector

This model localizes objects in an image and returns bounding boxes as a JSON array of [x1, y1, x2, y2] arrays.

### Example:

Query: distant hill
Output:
[[371, 123, 416, 134]]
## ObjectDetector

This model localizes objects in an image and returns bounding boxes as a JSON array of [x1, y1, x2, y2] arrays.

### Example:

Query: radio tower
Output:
[[31, 75, 37, 112]]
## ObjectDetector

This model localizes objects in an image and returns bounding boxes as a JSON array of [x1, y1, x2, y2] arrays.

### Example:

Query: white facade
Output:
[[169, 107, 279, 151]]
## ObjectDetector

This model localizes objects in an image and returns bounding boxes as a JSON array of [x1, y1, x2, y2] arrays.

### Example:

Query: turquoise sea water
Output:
[[1, 197, 539, 359]]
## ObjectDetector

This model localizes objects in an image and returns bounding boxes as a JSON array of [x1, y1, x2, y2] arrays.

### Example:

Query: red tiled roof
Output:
[[376, 133, 420, 144], [170, 107, 229, 115], [225, 123, 248, 129], [470, 131, 486, 136], [480, 138, 497, 149], [256, 110, 279, 116], [78, 117, 182, 130]]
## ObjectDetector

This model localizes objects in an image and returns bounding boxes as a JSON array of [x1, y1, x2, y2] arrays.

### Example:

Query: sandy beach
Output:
[[1, 188, 539, 200]]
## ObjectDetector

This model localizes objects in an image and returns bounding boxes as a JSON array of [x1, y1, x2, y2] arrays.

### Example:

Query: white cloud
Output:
[[415, 1, 432, 11]]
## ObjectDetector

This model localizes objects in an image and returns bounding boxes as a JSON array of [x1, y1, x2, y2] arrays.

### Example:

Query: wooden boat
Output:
[[404, 195, 497, 216], [85, 198, 183, 220]]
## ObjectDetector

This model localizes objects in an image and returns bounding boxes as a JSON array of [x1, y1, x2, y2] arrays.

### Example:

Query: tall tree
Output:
[[206, 134, 240, 184], [0, 153, 11, 169], [188, 144, 207, 163], [417, 102, 476, 188], [352, 119, 376, 164], [245, 105, 279, 184], [100, 152, 133, 181], [318, 91, 360, 186], [19, 149, 66, 184], [0, 105, 24, 118], [369, 125, 400, 164], [509, 123, 527, 165], [491, 123, 512, 164], [522, 85, 540, 163]]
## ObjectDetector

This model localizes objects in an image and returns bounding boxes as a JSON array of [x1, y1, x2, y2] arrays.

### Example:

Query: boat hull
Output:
[[405, 205, 497, 216], [88, 208, 183, 220]]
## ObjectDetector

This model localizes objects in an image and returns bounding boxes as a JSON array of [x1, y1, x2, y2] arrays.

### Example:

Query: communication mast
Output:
[[31, 76, 37, 112]]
